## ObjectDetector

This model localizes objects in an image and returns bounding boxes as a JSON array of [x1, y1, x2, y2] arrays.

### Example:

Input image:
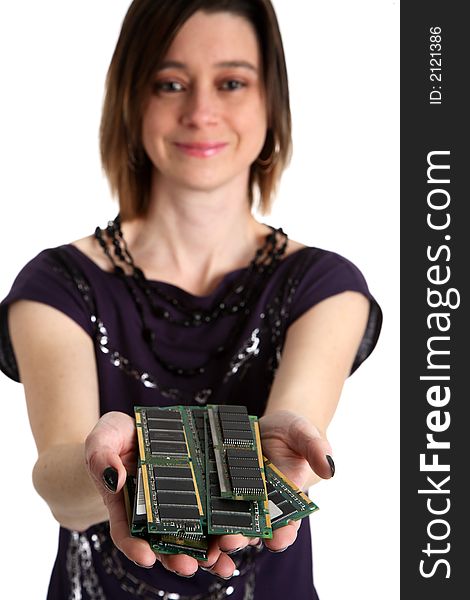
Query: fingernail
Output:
[[227, 546, 243, 555], [326, 455, 335, 477], [133, 560, 153, 569], [200, 566, 215, 573], [174, 571, 196, 578], [200, 563, 217, 573], [267, 546, 288, 553], [102, 466, 118, 492]]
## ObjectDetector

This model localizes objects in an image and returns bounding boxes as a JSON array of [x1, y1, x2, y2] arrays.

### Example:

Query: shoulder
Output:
[[70, 234, 112, 273], [279, 240, 381, 325], [1, 244, 97, 360], [3, 242, 97, 296], [281, 239, 370, 291], [280, 240, 383, 374], [284, 238, 307, 258]]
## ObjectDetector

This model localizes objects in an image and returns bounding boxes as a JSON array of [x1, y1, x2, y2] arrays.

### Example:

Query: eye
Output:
[[220, 79, 246, 91], [153, 80, 185, 94]]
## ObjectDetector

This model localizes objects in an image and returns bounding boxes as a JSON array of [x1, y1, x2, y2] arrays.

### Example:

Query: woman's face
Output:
[[141, 10, 268, 195]]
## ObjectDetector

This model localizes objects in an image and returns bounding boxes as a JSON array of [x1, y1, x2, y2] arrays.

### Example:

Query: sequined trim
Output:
[[66, 531, 106, 600], [224, 328, 260, 381], [64, 524, 259, 600]]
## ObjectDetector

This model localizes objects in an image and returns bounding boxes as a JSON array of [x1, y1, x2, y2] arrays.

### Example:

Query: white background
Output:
[[0, 1, 399, 598]]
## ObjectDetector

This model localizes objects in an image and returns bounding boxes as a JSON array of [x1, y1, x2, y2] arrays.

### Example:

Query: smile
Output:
[[173, 142, 228, 158]]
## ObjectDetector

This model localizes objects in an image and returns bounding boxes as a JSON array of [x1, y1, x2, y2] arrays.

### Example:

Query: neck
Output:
[[120, 172, 267, 294]]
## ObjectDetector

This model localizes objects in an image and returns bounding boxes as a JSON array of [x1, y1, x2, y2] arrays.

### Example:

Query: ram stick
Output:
[[204, 411, 272, 538], [124, 468, 209, 561], [206, 404, 268, 500], [134, 406, 206, 536], [264, 457, 319, 528]]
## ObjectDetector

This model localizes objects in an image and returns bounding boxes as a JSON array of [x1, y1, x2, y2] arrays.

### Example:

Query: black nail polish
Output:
[[267, 546, 288, 553], [102, 466, 118, 492], [133, 561, 153, 569], [326, 455, 335, 477]]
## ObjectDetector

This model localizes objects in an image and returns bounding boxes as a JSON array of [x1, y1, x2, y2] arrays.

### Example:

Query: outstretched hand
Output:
[[84, 412, 159, 567], [84, 409, 334, 577], [84, 411, 240, 578], [255, 409, 335, 551]]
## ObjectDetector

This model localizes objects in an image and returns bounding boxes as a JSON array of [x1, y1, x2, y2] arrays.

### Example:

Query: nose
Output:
[[180, 84, 219, 128]]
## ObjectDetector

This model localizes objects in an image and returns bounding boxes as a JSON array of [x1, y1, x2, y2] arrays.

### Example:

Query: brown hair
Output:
[[100, 0, 292, 219]]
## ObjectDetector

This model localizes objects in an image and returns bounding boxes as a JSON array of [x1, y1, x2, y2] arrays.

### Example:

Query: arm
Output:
[[261, 290, 371, 488], [9, 300, 235, 576], [252, 290, 370, 551], [8, 300, 107, 531]]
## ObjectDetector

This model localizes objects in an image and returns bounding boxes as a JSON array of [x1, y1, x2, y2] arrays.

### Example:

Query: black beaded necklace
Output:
[[94, 215, 288, 377]]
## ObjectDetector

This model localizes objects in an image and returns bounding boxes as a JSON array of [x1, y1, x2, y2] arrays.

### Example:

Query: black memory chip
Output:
[[147, 419, 184, 431], [226, 448, 258, 459], [146, 409, 181, 420], [231, 478, 265, 492], [217, 412, 250, 422], [227, 457, 259, 468], [222, 430, 253, 442], [228, 467, 262, 479], [158, 505, 201, 520], [267, 490, 285, 505], [156, 491, 198, 506], [218, 405, 248, 414], [273, 501, 297, 520], [150, 441, 187, 455], [148, 429, 186, 442], [221, 420, 252, 432], [211, 498, 252, 513], [153, 465, 192, 479], [156, 478, 196, 492], [211, 513, 252, 528]]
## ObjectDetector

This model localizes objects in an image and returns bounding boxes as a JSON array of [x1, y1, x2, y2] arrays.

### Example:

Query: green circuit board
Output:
[[135, 406, 206, 536], [205, 411, 272, 538], [129, 404, 320, 558], [264, 457, 319, 528]]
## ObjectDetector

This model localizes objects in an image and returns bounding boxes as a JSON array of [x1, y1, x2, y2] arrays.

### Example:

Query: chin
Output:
[[170, 170, 246, 194]]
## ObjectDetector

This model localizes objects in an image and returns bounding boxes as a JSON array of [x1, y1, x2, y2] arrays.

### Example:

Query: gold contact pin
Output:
[[189, 461, 204, 516], [136, 424, 146, 462], [140, 463, 153, 523], [254, 420, 269, 499]]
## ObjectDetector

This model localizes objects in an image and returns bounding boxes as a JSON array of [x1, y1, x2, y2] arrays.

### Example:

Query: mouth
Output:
[[173, 141, 228, 158]]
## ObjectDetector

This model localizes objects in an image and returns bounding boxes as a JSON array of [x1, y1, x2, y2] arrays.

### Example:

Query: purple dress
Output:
[[0, 239, 382, 600]]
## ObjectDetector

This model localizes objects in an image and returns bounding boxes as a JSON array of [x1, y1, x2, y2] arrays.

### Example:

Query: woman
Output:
[[0, 1, 382, 598]]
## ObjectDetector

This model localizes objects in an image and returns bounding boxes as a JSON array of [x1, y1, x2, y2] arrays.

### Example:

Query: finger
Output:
[[160, 553, 199, 577], [263, 519, 301, 553], [199, 551, 236, 579], [217, 533, 251, 554], [84, 413, 155, 566], [85, 412, 136, 494], [104, 490, 156, 566], [197, 536, 222, 568], [248, 537, 261, 547], [287, 418, 335, 480]]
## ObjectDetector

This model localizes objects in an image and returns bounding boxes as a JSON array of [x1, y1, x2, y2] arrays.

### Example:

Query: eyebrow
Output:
[[156, 60, 258, 73]]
